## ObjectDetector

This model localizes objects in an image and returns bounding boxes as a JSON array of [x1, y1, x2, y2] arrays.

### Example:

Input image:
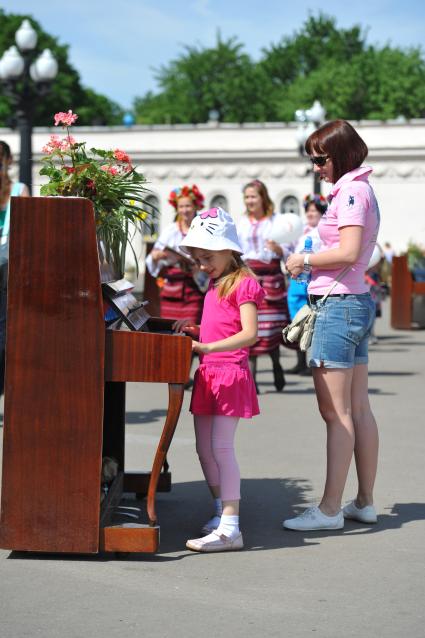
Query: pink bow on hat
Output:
[[200, 208, 218, 219]]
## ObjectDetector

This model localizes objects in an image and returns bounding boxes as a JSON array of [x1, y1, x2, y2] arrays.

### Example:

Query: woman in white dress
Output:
[[146, 184, 206, 324], [237, 180, 292, 392]]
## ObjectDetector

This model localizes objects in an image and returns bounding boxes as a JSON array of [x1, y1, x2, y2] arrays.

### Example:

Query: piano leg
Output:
[[146, 382, 185, 526]]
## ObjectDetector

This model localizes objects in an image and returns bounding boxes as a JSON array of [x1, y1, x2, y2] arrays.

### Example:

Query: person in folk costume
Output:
[[0, 141, 29, 397], [145, 184, 207, 325], [236, 180, 292, 393]]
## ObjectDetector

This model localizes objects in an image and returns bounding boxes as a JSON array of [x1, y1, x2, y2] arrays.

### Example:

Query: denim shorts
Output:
[[309, 293, 375, 369]]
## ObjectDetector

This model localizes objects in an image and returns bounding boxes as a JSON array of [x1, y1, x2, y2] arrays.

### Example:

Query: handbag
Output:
[[282, 303, 316, 352], [282, 264, 354, 352]]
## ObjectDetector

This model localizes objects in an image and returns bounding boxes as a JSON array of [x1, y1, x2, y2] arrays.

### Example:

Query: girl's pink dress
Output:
[[190, 276, 265, 418]]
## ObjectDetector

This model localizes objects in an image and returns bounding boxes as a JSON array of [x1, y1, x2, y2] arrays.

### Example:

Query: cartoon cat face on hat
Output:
[[180, 207, 243, 254]]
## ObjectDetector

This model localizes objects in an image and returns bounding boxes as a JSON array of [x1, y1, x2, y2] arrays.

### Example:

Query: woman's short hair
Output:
[[0, 141, 12, 160], [243, 179, 274, 217], [305, 120, 368, 183]]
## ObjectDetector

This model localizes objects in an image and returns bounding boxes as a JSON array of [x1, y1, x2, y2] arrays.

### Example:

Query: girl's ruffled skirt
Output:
[[190, 361, 259, 418]]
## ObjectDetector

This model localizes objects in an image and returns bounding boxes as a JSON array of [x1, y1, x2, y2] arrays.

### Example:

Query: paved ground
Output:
[[0, 301, 424, 638]]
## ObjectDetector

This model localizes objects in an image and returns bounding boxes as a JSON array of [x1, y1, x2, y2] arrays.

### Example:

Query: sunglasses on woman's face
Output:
[[310, 155, 329, 167]]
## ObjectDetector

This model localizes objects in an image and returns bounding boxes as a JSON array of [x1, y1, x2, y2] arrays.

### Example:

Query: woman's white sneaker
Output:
[[283, 506, 344, 531], [343, 500, 377, 524]]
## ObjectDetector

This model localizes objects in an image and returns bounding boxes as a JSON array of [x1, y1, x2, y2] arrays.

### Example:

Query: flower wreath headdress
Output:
[[168, 184, 205, 211], [303, 193, 328, 213]]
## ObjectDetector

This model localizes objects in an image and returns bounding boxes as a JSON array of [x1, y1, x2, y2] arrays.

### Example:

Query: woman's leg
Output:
[[313, 367, 355, 516], [269, 347, 286, 391], [351, 364, 379, 507], [211, 415, 240, 517]]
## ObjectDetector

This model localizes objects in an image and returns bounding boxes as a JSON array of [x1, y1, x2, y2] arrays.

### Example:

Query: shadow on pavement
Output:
[[5, 481, 425, 561], [343, 502, 425, 535], [157, 477, 319, 554], [125, 409, 168, 425]]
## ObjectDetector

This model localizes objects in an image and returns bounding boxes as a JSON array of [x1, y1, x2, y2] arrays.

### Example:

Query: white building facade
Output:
[[2, 118, 424, 256]]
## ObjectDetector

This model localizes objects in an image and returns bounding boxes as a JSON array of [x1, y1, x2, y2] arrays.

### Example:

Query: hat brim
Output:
[[180, 236, 243, 254]]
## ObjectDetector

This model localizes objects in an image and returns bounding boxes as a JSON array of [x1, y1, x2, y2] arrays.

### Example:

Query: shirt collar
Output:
[[328, 166, 373, 202]]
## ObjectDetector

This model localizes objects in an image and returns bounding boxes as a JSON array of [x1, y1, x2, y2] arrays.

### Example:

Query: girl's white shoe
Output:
[[186, 531, 244, 553]]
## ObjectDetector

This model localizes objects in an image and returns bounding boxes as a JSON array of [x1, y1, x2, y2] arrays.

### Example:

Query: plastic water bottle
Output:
[[296, 236, 313, 285]]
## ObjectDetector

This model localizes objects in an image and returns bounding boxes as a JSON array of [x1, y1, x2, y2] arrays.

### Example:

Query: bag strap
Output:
[[312, 219, 380, 304]]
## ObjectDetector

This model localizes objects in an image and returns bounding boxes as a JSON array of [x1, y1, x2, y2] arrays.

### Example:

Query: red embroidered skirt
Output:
[[246, 259, 291, 355], [159, 267, 205, 324]]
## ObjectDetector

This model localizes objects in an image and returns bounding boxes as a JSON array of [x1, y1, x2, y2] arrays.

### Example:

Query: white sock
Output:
[[214, 498, 223, 517], [216, 514, 240, 539]]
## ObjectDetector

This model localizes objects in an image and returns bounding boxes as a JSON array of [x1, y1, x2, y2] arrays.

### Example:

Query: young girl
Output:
[[174, 207, 265, 553]]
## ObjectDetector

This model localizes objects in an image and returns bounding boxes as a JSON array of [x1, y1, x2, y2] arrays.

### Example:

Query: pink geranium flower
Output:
[[42, 134, 76, 154], [54, 110, 78, 127], [62, 135, 76, 149], [114, 149, 131, 164], [101, 165, 118, 176]]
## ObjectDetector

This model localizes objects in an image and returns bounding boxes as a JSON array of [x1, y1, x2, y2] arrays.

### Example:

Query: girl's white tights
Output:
[[194, 415, 240, 501]]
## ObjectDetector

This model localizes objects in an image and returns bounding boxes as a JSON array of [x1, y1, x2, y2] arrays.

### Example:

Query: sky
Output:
[[2, 0, 425, 110]]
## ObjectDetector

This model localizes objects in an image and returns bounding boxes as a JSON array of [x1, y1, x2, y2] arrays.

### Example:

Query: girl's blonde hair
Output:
[[215, 252, 256, 300]]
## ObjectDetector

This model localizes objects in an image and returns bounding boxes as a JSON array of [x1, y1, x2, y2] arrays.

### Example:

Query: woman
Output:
[[237, 180, 291, 392], [0, 141, 29, 396], [286, 193, 326, 374], [146, 184, 206, 324], [284, 120, 380, 531]]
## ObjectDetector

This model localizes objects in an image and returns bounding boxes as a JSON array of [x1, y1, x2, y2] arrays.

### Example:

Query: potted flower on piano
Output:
[[40, 110, 156, 278]]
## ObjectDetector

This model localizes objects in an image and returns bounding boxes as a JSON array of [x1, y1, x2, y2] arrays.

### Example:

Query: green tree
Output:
[[260, 13, 366, 86], [0, 9, 124, 126], [133, 12, 425, 123], [133, 34, 274, 124], [261, 14, 425, 121]]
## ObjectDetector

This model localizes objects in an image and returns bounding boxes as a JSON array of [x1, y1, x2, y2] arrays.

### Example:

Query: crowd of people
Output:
[[1, 118, 388, 554]]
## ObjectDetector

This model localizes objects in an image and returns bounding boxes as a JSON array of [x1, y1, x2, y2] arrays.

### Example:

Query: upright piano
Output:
[[0, 197, 192, 554]]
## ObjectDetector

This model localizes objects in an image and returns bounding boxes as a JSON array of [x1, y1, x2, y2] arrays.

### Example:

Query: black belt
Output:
[[309, 292, 369, 303], [309, 293, 350, 303]]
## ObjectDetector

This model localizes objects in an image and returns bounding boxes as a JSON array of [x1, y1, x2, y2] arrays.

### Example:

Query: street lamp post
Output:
[[0, 20, 58, 194], [295, 100, 326, 195]]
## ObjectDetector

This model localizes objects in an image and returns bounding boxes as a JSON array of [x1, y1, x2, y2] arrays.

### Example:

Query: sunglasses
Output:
[[310, 155, 329, 167]]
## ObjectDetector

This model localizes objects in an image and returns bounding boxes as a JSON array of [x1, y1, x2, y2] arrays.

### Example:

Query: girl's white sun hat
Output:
[[180, 207, 243, 254]]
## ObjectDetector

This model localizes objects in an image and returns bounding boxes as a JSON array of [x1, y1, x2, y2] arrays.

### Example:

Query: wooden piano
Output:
[[0, 197, 192, 554], [391, 254, 425, 329]]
